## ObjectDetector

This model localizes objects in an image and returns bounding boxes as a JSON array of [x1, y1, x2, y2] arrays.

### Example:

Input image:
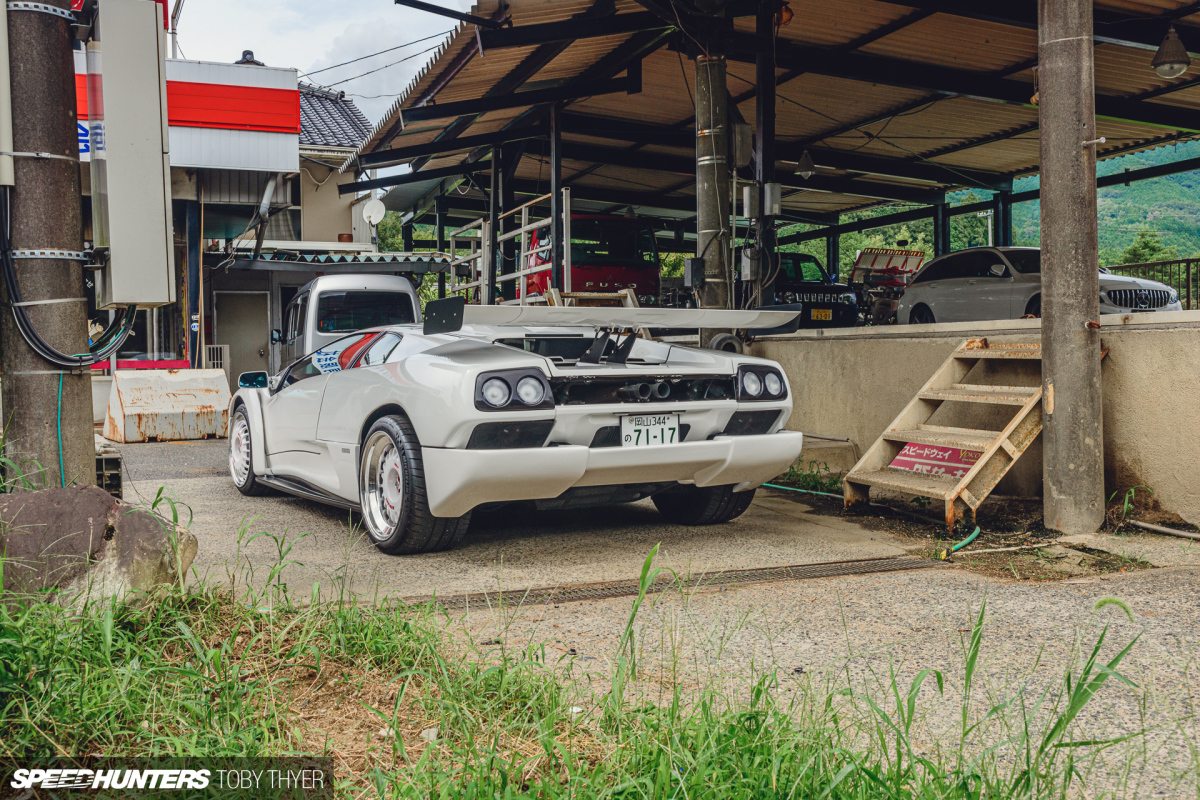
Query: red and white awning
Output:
[[75, 52, 299, 172]]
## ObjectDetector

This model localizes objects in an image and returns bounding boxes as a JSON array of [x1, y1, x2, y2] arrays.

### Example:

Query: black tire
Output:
[[229, 405, 271, 496], [359, 414, 472, 555], [1024, 295, 1041, 318], [652, 484, 756, 525], [909, 304, 936, 325]]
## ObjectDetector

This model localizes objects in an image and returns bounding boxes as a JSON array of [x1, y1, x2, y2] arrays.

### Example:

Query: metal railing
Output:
[[1107, 258, 1197, 310], [446, 187, 571, 304]]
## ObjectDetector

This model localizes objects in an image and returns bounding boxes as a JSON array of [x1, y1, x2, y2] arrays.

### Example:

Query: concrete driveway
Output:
[[118, 438, 915, 600]]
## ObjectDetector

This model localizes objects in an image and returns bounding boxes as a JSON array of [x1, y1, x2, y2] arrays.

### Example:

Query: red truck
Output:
[[525, 214, 661, 305]]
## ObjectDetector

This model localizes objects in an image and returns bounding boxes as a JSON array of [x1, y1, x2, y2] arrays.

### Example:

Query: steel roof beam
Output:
[[871, 0, 1200, 55], [357, 125, 547, 169], [477, 11, 671, 51], [398, 72, 641, 127], [393, 0, 505, 29], [339, 161, 492, 195], [726, 36, 1200, 132], [795, 146, 1013, 191]]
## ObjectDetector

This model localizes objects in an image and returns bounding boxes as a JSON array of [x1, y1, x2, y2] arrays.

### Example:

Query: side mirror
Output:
[[270, 328, 282, 343], [989, 264, 1006, 277], [238, 371, 269, 389]]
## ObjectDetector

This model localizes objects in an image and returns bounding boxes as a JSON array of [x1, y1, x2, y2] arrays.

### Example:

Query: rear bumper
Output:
[[421, 430, 804, 517]]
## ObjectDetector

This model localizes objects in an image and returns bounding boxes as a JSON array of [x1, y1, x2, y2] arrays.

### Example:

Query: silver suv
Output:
[[898, 246, 1182, 324]]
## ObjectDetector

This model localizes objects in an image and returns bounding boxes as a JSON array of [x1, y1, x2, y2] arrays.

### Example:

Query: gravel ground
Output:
[[115, 438, 1200, 796]]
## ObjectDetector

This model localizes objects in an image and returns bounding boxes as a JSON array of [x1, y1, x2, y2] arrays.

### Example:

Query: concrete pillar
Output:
[[1038, 0, 1105, 534], [0, 0, 94, 487], [696, 54, 730, 339]]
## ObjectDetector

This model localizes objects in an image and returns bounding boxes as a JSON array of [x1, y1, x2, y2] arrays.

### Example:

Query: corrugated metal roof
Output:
[[359, 0, 1200, 219]]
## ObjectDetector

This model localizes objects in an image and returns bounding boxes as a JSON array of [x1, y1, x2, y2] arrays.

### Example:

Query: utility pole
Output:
[[695, 53, 730, 342], [0, 0, 95, 487], [1038, 0, 1104, 534]]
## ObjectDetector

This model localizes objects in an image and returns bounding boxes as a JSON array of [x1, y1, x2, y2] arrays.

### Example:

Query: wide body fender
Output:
[[229, 388, 269, 477]]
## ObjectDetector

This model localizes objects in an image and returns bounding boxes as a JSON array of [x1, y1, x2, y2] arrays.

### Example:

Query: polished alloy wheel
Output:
[[229, 413, 252, 487], [360, 431, 406, 541]]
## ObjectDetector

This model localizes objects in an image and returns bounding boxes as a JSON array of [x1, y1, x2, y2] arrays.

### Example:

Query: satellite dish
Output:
[[362, 198, 386, 226]]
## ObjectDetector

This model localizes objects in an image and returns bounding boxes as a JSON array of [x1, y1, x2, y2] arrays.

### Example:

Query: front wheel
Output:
[[229, 406, 271, 496], [1023, 295, 1041, 318], [359, 414, 472, 555], [909, 304, 935, 325], [652, 484, 756, 525]]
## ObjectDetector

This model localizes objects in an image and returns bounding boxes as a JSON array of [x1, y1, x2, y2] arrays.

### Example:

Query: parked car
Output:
[[733, 250, 858, 329], [897, 246, 1184, 324], [275, 275, 421, 367], [230, 303, 804, 555]]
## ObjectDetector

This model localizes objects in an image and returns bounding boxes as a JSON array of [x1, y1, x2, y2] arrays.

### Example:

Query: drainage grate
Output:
[[403, 555, 943, 611]]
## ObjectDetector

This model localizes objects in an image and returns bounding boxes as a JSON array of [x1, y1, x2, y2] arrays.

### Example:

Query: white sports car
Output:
[[227, 300, 805, 555]]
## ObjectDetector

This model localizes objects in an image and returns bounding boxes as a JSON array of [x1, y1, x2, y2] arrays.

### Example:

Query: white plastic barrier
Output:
[[103, 369, 231, 443]]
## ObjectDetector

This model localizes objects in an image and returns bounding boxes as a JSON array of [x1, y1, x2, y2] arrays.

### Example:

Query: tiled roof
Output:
[[299, 83, 372, 150]]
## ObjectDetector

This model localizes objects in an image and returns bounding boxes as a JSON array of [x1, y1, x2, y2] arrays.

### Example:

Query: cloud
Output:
[[175, 0, 473, 123]]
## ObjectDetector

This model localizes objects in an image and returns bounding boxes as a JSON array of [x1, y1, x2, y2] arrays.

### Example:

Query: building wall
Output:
[[751, 312, 1200, 526], [299, 162, 356, 243]]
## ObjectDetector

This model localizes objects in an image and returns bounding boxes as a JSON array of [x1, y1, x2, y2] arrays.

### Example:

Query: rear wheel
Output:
[[359, 414, 472, 555], [652, 484, 756, 525], [229, 406, 270, 496], [909, 304, 935, 325]]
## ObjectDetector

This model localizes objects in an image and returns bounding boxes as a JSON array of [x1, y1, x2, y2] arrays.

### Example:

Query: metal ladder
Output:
[[843, 338, 1043, 532]]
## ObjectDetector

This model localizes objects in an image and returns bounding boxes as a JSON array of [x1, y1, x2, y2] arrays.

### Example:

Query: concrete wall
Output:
[[751, 311, 1200, 525], [299, 162, 356, 243]]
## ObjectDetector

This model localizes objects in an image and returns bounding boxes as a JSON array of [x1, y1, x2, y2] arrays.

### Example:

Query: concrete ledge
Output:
[[754, 309, 1200, 343]]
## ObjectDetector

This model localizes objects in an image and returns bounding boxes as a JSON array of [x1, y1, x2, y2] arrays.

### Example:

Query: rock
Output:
[[0, 485, 197, 607], [419, 727, 439, 742]]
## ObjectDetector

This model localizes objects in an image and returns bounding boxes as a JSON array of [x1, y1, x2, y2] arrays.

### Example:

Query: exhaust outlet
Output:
[[618, 383, 653, 401], [652, 381, 671, 399]]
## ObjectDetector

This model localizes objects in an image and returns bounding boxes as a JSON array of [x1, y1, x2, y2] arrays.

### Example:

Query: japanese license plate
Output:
[[620, 414, 680, 447], [811, 308, 832, 321]]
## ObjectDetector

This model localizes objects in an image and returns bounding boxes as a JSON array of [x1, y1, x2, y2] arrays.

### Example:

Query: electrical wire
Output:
[[321, 44, 444, 88], [301, 30, 452, 79], [0, 186, 137, 368], [57, 373, 64, 487]]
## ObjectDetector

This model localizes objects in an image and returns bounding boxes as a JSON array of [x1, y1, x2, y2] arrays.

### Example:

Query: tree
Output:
[[1119, 228, 1178, 266]]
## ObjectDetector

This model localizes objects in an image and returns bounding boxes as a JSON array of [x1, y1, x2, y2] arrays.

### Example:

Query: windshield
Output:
[[314, 291, 415, 334], [569, 219, 657, 268], [777, 252, 830, 284], [1003, 250, 1041, 274]]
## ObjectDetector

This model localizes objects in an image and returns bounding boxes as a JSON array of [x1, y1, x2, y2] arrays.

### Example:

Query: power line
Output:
[[301, 30, 451, 79], [320, 43, 444, 88]]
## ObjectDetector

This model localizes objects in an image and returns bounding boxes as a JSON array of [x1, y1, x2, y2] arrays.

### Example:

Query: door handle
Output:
[[968, 280, 978, 285]]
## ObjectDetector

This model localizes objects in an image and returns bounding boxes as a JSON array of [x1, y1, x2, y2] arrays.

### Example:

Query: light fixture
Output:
[[775, 1, 794, 27], [1152, 25, 1191, 79], [795, 149, 816, 180]]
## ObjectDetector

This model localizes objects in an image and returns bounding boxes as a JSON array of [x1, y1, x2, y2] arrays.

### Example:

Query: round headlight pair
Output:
[[741, 370, 783, 398], [482, 375, 545, 408]]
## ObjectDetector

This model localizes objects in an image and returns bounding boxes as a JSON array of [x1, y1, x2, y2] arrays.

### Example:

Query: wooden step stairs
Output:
[[844, 338, 1044, 533]]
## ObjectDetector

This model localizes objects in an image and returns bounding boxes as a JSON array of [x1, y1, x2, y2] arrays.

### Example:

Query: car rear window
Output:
[[314, 291, 415, 333]]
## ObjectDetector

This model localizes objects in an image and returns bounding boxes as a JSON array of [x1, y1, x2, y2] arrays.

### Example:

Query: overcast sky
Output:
[[173, 0, 473, 124]]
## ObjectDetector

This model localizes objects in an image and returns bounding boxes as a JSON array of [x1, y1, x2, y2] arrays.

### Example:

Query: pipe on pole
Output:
[[549, 103, 564, 292], [435, 196, 447, 299], [754, 0, 776, 308], [695, 53, 730, 342], [0, 0, 94, 486], [1038, 0, 1105, 534]]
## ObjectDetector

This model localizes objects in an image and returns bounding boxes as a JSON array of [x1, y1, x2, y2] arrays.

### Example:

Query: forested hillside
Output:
[[782, 140, 1200, 274]]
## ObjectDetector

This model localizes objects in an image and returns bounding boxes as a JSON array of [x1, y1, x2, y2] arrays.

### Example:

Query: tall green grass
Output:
[[0, 516, 1190, 798]]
